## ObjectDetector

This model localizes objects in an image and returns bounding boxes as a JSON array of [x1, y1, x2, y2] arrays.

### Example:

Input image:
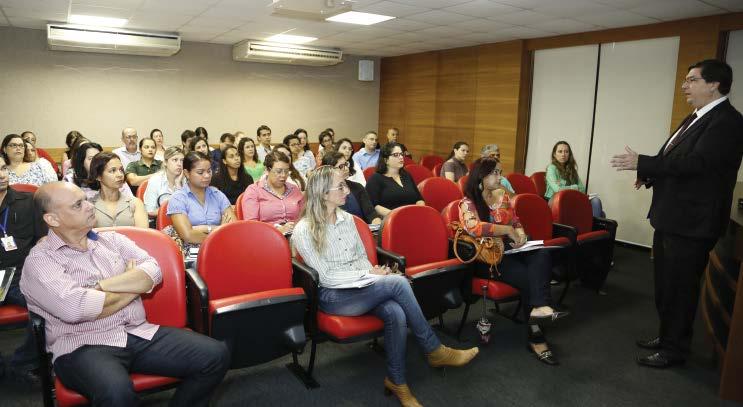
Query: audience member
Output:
[[256, 125, 273, 163], [21, 131, 57, 177], [334, 138, 366, 186], [442, 141, 470, 182], [189, 137, 209, 157], [24, 141, 57, 181], [113, 127, 141, 170], [239, 137, 264, 181], [233, 131, 248, 145], [294, 128, 315, 164], [181, 129, 195, 153], [284, 134, 314, 178], [2, 134, 56, 186], [65, 142, 133, 201], [462, 158, 568, 365], [242, 151, 304, 235], [21, 181, 229, 405], [167, 152, 235, 253], [150, 129, 166, 161], [366, 142, 424, 218], [273, 144, 306, 191], [125, 138, 162, 196], [322, 152, 380, 224], [315, 130, 334, 166], [210, 133, 235, 170], [88, 152, 148, 228], [545, 141, 604, 217], [143, 146, 185, 218], [62, 130, 84, 164], [292, 166, 478, 406], [0, 155, 47, 384], [210, 145, 253, 205], [479, 144, 515, 193], [62, 135, 91, 177], [352, 131, 380, 171], [385, 128, 412, 158]]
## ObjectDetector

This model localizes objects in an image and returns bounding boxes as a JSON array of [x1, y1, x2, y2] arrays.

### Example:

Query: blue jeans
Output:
[[0, 280, 38, 371], [319, 275, 441, 385], [54, 327, 230, 407]]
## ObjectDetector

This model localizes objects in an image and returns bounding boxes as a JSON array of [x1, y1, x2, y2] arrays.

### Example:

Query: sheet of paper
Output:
[[327, 273, 383, 289], [505, 240, 545, 255]]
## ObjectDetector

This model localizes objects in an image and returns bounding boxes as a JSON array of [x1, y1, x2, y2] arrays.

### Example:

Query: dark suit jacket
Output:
[[638, 99, 743, 239]]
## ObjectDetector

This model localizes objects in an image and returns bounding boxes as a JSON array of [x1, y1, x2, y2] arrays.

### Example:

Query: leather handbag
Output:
[[449, 221, 504, 277]]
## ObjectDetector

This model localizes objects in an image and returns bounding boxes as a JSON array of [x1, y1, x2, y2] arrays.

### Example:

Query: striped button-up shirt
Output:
[[292, 209, 373, 288], [20, 230, 162, 362]]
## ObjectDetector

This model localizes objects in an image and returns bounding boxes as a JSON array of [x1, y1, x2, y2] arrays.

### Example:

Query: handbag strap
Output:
[[453, 227, 485, 264]]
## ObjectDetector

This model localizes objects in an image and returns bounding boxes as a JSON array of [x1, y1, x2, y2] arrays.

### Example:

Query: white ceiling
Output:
[[0, 0, 740, 57]]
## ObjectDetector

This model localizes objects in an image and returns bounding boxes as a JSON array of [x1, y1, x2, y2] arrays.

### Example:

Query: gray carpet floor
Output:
[[1, 245, 741, 406]]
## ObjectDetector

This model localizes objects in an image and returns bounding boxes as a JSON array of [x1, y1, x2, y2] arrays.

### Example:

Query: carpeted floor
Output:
[[1, 245, 740, 406]]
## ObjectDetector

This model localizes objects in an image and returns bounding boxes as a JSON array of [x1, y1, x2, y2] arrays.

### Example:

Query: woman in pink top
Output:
[[241, 151, 304, 235]]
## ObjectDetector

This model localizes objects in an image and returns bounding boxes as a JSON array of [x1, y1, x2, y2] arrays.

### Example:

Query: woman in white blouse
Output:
[[24, 141, 57, 181], [2, 134, 56, 186]]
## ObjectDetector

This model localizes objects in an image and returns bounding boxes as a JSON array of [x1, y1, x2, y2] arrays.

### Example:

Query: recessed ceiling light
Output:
[[326, 11, 395, 26], [69, 14, 128, 28], [265, 34, 318, 44]]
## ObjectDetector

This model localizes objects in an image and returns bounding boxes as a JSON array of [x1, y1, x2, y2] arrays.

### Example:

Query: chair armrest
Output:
[[553, 223, 578, 244], [292, 259, 320, 334], [30, 312, 54, 407], [377, 247, 406, 274], [593, 216, 618, 240], [185, 267, 210, 335]]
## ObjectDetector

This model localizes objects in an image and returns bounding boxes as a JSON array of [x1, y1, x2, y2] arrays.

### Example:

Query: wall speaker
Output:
[[358, 60, 374, 82]]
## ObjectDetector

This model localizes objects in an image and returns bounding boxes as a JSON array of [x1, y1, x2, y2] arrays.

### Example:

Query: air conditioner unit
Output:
[[47, 24, 181, 57], [233, 40, 343, 66]]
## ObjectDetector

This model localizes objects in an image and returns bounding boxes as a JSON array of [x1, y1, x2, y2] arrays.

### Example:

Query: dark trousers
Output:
[[0, 281, 38, 370], [54, 327, 230, 407], [652, 230, 716, 358]]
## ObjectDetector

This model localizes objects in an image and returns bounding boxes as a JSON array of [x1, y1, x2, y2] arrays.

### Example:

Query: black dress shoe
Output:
[[528, 310, 570, 325], [527, 343, 559, 366], [636, 352, 685, 368], [636, 337, 661, 350]]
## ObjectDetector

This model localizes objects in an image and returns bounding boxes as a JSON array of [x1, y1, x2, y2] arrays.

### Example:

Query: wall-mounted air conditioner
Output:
[[47, 24, 181, 57], [233, 40, 343, 66]]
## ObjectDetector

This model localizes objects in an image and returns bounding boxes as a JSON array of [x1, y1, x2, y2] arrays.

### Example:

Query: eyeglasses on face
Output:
[[389, 152, 404, 158], [683, 77, 704, 85], [288, 142, 300, 147], [336, 162, 350, 170], [271, 168, 291, 175], [328, 182, 350, 192], [6, 143, 25, 149]]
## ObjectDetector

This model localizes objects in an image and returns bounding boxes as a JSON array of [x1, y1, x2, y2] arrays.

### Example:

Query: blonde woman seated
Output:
[[292, 166, 478, 407], [167, 152, 235, 253], [143, 146, 186, 218], [87, 152, 148, 228]]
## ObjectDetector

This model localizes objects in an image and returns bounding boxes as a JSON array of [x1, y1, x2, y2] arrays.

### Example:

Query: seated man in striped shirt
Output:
[[20, 182, 229, 407]]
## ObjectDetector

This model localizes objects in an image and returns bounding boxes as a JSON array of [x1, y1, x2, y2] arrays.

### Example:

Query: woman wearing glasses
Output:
[[333, 138, 366, 186], [241, 151, 304, 235], [365, 142, 424, 218], [292, 166, 478, 407], [1, 134, 56, 186], [322, 152, 381, 225]]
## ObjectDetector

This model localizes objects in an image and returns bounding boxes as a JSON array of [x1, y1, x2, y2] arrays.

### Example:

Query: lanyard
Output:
[[0, 208, 8, 237]]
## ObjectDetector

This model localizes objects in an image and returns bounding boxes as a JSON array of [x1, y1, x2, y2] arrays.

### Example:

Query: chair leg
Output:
[[368, 337, 385, 354], [509, 299, 522, 322], [286, 340, 320, 389], [456, 302, 472, 341]]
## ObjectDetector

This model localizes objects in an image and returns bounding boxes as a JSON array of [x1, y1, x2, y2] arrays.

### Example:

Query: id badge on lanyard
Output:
[[0, 208, 17, 251]]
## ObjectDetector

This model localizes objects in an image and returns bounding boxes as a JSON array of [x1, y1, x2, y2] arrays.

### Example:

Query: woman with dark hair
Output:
[[181, 129, 196, 152], [65, 141, 135, 201], [62, 130, 84, 163], [315, 130, 334, 166], [23, 141, 57, 181], [462, 157, 568, 365], [189, 137, 209, 157], [545, 140, 604, 217], [334, 138, 366, 186], [194, 126, 208, 140], [284, 133, 314, 178], [2, 134, 56, 186], [292, 166, 478, 407], [167, 152, 235, 253], [294, 128, 315, 163], [125, 138, 162, 195], [239, 137, 264, 181], [322, 152, 381, 224], [273, 144, 306, 191], [88, 152, 148, 228], [242, 150, 304, 235], [442, 141, 469, 182], [365, 142, 424, 218], [150, 128, 166, 161], [61, 132, 88, 176], [210, 145, 254, 205]]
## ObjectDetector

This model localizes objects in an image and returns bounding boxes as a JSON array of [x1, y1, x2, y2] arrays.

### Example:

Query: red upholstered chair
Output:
[[550, 190, 617, 291], [136, 178, 149, 201], [457, 174, 469, 193], [10, 183, 38, 193], [186, 221, 307, 377], [440, 201, 521, 337], [420, 155, 444, 171], [235, 192, 246, 220], [32, 227, 186, 407], [156, 201, 172, 230], [403, 156, 415, 166], [418, 177, 462, 213], [432, 162, 443, 177], [505, 173, 537, 195], [293, 215, 403, 385], [382, 205, 471, 324], [36, 148, 60, 178], [363, 166, 376, 181], [530, 171, 547, 198], [403, 164, 433, 186]]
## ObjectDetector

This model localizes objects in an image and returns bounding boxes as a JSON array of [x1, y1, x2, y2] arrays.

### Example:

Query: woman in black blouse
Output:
[[210, 145, 253, 205], [366, 142, 424, 217]]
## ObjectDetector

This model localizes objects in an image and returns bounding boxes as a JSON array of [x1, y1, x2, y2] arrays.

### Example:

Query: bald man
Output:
[[21, 182, 229, 406], [113, 127, 141, 170]]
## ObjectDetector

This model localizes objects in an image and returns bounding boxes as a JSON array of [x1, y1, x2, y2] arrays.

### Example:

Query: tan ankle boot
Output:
[[427, 345, 479, 368], [384, 377, 423, 407]]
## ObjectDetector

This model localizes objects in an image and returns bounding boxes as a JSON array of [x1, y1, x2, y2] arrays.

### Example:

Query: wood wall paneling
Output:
[[434, 47, 478, 160]]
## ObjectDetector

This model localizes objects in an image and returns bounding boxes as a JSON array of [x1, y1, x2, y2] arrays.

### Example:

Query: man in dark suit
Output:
[[611, 59, 743, 368]]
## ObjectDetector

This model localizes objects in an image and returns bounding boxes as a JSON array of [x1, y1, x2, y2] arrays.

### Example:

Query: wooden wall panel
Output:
[[402, 52, 438, 158], [434, 47, 478, 160]]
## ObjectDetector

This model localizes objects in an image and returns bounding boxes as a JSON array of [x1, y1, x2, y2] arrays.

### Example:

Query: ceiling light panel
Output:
[[266, 33, 317, 44], [326, 11, 395, 25]]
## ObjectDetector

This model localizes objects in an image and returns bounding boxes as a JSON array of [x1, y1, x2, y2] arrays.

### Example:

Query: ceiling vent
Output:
[[233, 40, 343, 66], [47, 24, 181, 57]]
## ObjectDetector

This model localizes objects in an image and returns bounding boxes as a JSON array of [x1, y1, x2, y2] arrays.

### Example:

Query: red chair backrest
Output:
[[136, 179, 149, 201], [235, 192, 246, 220], [363, 167, 376, 181], [457, 175, 469, 193], [198, 220, 292, 300], [156, 201, 172, 230], [432, 162, 443, 177], [420, 155, 444, 171], [383, 205, 449, 267], [530, 171, 546, 197], [506, 173, 537, 195], [403, 156, 415, 166], [11, 183, 38, 193], [404, 164, 433, 185], [98, 227, 187, 328], [441, 200, 461, 239], [353, 215, 378, 265], [36, 148, 60, 177], [551, 189, 593, 235], [512, 193, 554, 240], [418, 177, 463, 213]]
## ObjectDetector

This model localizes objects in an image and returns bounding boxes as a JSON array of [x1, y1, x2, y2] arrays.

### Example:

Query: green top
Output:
[[125, 159, 162, 176], [244, 162, 265, 181], [544, 163, 585, 200]]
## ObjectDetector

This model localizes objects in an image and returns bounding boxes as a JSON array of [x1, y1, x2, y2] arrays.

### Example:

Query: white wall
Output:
[[0, 26, 380, 149]]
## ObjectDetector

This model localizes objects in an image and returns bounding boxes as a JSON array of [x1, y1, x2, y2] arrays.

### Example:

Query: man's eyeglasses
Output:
[[683, 77, 704, 85], [329, 182, 349, 192], [390, 152, 404, 158]]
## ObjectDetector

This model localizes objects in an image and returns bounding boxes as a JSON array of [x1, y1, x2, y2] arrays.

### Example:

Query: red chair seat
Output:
[[406, 258, 462, 277], [317, 312, 384, 341], [208, 287, 305, 314], [544, 237, 571, 247], [55, 374, 180, 407], [0, 304, 28, 325], [577, 230, 610, 243], [472, 278, 520, 300]]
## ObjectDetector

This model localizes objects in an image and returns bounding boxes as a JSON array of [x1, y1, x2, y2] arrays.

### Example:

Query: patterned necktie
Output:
[[663, 112, 697, 155]]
